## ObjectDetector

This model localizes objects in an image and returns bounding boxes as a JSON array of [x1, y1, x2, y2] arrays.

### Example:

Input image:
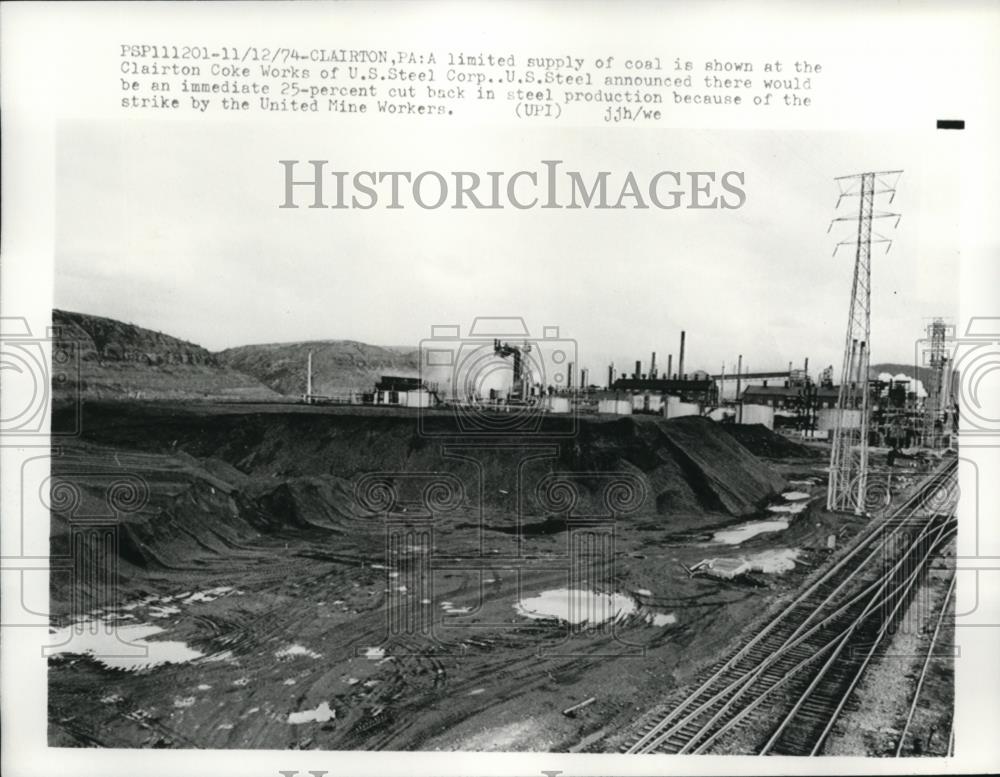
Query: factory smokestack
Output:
[[650, 351, 657, 379], [306, 351, 313, 399], [608, 363, 615, 389], [804, 356, 809, 378], [635, 360, 641, 380], [736, 353, 743, 421], [678, 331, 686, 380], [667, 354, 673, 380], [567, 361, 574, 389]]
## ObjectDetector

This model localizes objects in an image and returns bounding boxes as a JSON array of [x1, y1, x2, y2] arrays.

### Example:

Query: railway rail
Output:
[[624, 459, 958, 755], [893, 570, 956, 757]]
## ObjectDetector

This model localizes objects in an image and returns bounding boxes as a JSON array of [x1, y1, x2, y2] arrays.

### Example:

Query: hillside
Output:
[[52, 309, 280, 401], [216, 340, 420, 397], [54, 308, 944, 403]]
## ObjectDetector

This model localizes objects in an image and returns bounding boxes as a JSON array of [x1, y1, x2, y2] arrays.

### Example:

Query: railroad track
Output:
[[624, 460, 958, 756], [893, 570, 956, 757]]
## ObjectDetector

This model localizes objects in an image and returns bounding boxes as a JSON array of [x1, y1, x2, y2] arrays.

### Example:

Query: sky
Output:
[[55, 123, 958, 381]]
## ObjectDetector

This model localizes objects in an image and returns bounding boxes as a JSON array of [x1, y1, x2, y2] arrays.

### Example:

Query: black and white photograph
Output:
[[43, 124, 961, 754], [1, 3, 998, 776]]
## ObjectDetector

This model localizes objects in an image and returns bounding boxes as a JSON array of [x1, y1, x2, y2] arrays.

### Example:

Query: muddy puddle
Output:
[[713, 519, 791, 545], [745, 547, 801, 573], [514, 589, 637, 625], [765, 488, 815, 514], [697, 485, 815, 545], [287, 701, 336, 724], [48, 586, 245, 671], [695, 547, 803, 580], [767, 501, 811, 515], [275, 644, 321, 660], [48, 620, 205, 671]]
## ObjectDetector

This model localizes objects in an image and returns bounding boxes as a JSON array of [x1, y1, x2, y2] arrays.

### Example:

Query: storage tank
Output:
[[405, 389, 432, 408], [545, 396, 571, 414], [816, 407, 861, 431], [598, 398, 632, 415], [740, 403, 775, 429], [664, 395, 700, 419]]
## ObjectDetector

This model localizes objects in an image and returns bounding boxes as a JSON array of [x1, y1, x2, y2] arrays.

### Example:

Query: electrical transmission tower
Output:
[[922, 317, 951, 448], [826, 170, 902, 514]]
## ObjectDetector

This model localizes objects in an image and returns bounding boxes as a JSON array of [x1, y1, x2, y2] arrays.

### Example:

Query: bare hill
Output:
[[52, 309, 280, 401], [216, 340, 420, 397]]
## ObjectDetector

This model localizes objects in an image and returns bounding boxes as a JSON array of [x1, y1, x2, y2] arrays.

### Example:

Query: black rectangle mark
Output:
[[936, 119, 965, 130]]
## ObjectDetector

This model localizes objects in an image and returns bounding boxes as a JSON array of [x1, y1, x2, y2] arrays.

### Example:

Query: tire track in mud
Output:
[[349, 616, 652, 750], [226, 562, 569, 750], [57, 556, 691, 750], [174, 561, 402, 747], [52, 676, 206, 749], [338, 565, 639, 749]]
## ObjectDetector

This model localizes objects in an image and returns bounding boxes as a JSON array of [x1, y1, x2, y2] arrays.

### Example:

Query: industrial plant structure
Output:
[[293, 169, 955, 512]]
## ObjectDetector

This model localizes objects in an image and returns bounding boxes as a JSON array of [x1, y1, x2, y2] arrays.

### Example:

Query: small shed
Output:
[[374, 375, 428, 406]]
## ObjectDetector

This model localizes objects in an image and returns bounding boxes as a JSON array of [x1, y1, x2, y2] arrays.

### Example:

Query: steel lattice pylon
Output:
[[826, 171, 902, 514], [922, 318, 950, 448]]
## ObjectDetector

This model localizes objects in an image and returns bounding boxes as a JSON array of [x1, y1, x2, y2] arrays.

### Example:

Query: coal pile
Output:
[[59, 404, 788, 526], [722, 423, 819, 459]]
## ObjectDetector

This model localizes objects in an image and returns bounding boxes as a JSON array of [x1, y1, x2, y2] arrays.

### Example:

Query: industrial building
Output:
[[601, 330, 717, 417], [739, 373, 836, 431], [295, 309, 955, 453], [741, 382, 840, 409], [371, 375, 435, 408], [610, 377, 718, 407], [715, 370, 803, 403]]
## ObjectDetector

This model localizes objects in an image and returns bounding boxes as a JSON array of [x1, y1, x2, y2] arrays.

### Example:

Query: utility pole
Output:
[[306, 351, 313, 403], [826, 170, 902, 514], [736, 353, 743, 423]]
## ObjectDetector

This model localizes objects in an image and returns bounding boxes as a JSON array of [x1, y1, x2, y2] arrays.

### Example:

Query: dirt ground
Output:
[[823, 551, 955, 757], [47, 403, 908, 752]]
